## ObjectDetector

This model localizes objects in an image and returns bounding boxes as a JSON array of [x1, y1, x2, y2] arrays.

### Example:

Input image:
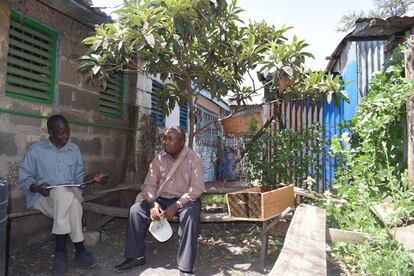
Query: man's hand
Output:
[[30, 183, 50, 197], [149, 202, 164, 221], [162, 203, 179, 220]]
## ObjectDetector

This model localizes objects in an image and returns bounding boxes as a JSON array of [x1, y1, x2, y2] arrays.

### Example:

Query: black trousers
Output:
[[124, 197, 201, 272]]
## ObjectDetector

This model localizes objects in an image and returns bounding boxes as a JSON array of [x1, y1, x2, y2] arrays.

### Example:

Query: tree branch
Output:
[[234, 114, 275, 164]]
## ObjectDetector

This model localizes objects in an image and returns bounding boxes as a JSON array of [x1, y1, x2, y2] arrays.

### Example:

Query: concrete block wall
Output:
[[0, 1, 139, 250]]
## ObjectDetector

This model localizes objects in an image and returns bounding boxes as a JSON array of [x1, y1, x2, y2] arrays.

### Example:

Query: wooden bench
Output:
[[269, 204, 327, 276]]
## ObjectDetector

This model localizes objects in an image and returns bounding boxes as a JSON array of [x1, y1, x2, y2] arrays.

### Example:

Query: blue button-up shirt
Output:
[[19, 139, 85, 208]]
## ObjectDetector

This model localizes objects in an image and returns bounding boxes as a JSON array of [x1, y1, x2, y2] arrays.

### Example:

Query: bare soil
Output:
[[7, 217, 344, 276]]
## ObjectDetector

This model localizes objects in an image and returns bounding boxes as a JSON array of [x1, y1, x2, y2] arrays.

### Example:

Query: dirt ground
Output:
[[7, 218, 344, 276]]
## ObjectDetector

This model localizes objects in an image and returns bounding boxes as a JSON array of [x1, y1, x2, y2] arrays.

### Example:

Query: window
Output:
[[179, 103, 188, 131], [151, 80, 165, 128], [99, 73, 124, 118], [5, 10, 57, 104]]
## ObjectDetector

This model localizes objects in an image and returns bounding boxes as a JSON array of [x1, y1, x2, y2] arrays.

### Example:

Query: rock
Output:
[[83, 231, 100, 247], [383, 196, 394, 204]]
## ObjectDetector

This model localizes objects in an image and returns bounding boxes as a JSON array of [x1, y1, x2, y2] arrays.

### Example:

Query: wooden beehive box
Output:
[[226, 185, 294, 221]]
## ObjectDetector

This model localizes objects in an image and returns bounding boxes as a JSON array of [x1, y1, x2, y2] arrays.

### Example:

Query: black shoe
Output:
[[180, 270, 194, 276], [114, 258, 145, 272], [74, 250, 97, 269], [52, 251, 67, 276]]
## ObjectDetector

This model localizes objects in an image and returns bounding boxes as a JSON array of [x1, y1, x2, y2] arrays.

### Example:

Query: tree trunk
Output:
[[185, 73, 195, 149]]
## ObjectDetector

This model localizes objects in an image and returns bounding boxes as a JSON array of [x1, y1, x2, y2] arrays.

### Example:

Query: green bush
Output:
[[327, 46, 414, 274]]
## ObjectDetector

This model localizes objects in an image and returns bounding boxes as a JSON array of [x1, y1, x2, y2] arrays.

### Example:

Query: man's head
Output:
[[162, 126, 185, 158], [47, 115, 70, 149]]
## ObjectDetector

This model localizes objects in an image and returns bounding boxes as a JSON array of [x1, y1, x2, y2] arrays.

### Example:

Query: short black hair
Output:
[[47, 114, 68, 130]]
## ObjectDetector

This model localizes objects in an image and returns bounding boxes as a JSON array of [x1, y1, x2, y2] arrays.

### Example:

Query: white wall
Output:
[[165, 104, 180, 128]]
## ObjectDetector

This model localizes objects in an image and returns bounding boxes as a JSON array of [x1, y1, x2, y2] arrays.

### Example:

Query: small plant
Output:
[[244, 124, 327, 189], [201, 194, 227, 212]]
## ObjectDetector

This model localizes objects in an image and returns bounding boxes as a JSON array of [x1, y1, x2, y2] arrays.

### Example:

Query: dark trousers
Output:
[[124, 197, 201, 272]]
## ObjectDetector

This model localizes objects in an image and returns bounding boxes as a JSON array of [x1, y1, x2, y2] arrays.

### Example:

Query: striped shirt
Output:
[[142, 146, 205, 205]]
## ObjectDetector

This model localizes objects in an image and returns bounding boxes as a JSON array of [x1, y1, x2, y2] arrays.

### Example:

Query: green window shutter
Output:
[[5, 10, 57, 104], [99, 73, 124, 118]]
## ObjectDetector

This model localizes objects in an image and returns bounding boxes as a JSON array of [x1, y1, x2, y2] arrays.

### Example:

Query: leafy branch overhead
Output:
[[79, 0, 349, 148]]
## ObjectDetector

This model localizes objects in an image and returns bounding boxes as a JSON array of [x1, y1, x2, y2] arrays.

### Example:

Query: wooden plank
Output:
[[326, 228, 364, 244], [8, 209, 41, 219], [83, 184, 138, 202], [369, 203, 402, 227], [82, 202, 128, 218], [270, 204, 326, 276], [406, 42, 414, 186], [86, 215, 114, 231], [82, 200, 268, 223], [204, 186, 247, 194], [262, 185, 294, 220], [293, 186, 347, 204], [269, 220, 365, 245]]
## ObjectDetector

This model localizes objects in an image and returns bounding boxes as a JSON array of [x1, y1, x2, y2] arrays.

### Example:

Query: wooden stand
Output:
[[226, 185, 294, 221]]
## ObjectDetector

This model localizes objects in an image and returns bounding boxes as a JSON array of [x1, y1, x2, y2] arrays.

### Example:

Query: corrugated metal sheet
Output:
[[282, 99, 327, 192], [356, 40, 386, 100]]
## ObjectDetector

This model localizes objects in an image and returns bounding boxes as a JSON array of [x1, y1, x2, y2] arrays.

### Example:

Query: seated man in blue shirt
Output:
[[19, 114, 107, 276]]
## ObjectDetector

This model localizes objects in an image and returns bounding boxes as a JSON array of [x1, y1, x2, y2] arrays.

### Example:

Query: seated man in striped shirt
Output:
[[114, 126, 205, 276]]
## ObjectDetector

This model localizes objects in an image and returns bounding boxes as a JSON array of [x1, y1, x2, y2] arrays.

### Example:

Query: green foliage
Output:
[[331, 65, 413, 198], [244, 124, 327, 188], [326, 51, 414, 274], [80, 0, 349, 149], [248, 117, 259, 132], [331, 236, 414, 275], [202, 194, 227, 207], [79, 0, 287, 109]]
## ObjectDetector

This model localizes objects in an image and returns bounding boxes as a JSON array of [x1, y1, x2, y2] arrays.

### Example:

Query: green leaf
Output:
[[145, 33, 155, 48], [92, 65, 100, 75]]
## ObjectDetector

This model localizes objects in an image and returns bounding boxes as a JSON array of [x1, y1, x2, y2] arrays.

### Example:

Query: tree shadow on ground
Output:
[[8, 218, 287, 276]]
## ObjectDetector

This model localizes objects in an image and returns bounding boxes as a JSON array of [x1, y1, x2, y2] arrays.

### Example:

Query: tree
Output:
[[79, 0, 348, 150], [337, 0, 414, 32]]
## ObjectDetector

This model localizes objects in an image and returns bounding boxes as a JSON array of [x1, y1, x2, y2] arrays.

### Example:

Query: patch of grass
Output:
[[202, 194, 227, 206], [201, 194, 228, 212]]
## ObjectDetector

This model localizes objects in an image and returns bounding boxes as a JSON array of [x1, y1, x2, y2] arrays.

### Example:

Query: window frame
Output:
[[5, 10, 58, 105], [151, 80, 166, 128], [99, 72, 125, 119]]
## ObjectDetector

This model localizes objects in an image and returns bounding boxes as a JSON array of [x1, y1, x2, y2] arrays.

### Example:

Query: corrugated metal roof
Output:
[[327, 16, 414, 71]]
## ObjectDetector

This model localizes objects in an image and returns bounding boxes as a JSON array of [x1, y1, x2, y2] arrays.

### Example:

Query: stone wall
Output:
[[0, 1, 139, 250]]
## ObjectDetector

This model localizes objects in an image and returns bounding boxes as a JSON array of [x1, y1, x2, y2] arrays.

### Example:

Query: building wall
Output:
[[165, 105, 180, 128], [196, 95, 221, 117], [323, 40, 385, 188], [356, 40, 386, 100], [0, 1, 138, 250]]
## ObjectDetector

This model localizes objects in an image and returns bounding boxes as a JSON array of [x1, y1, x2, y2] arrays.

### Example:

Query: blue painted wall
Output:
[[323, 60, 358, 188]]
